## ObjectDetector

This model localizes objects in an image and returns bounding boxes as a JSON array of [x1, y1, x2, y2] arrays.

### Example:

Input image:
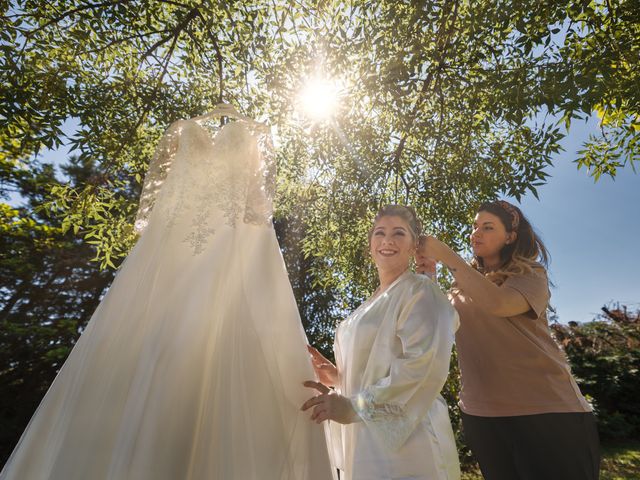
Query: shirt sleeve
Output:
[[504, 267, 550, 320], [350, 281, 458, 451]]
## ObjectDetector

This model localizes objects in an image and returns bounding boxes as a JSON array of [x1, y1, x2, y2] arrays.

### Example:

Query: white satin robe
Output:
[[329, 272, 461, 480]]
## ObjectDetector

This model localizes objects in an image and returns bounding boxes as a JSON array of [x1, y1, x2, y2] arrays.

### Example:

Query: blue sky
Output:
[[509, 116, 639, 323]]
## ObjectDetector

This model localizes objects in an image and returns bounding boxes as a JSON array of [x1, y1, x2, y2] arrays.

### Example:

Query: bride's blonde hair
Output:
[[471, 201, 550, 285], [368, 205, 422, 245]]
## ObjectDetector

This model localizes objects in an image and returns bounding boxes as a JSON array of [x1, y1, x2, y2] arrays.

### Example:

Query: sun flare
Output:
[[298, 77, 340, 121]]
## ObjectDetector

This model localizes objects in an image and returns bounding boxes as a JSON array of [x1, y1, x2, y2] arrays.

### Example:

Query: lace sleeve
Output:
[[350, 283, 458, 451], [243, 126, 275, 226], [350, 390, 416, 452], [134, 121, 183, 233]]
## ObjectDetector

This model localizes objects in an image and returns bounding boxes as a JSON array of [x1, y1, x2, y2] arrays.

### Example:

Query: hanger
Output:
[[193, 102, 257, 125]]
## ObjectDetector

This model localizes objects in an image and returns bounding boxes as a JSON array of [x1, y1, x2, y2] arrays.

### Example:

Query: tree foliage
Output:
[[0, 155, 115, 462], [1, 0, 637, 283]]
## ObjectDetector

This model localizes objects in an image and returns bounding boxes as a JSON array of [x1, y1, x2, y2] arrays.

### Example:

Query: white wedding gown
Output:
[[1, 108, 334, 480]]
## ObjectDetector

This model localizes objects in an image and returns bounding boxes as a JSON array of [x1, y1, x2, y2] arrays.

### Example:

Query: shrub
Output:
[[551, 304, 640, 440]]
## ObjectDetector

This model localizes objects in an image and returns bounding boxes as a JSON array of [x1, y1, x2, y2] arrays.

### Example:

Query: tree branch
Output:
[[27, 0, 134, 38], [388, 0, 461, 187], [82, 29, 170, 56], [109, 8, 200, 170], [195, 10, 225, 103], [140, 7, 199, 61]]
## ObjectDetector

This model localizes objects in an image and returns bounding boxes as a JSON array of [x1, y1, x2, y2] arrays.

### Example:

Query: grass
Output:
[[600, 440, 640, 480], [460, 468, 482, 480], [458, 441, 640, 480]]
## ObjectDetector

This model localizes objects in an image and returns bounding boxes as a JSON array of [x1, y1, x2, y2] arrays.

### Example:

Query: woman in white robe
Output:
[[302, 205, 461, 480]]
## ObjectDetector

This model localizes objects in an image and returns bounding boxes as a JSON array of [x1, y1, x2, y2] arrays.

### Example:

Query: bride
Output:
[[302, 205, 460, 480], [0, 104, 334, 480]]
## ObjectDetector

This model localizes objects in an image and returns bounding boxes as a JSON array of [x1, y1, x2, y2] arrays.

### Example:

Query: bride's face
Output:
[[369, 215, 416, 273]]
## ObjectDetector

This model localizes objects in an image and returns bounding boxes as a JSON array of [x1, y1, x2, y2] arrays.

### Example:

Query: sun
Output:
[[297, 77, 340, 122]]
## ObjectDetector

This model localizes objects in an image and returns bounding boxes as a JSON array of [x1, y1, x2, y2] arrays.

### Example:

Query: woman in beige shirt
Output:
[[416, 200, 599, 480]]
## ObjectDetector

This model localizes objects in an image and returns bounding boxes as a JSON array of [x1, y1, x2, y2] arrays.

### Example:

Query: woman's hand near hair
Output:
[[416, 235, 532, 317], [415, 235, 446, 278], [307, 345, 338, 387], [415, 235, 437, 278]]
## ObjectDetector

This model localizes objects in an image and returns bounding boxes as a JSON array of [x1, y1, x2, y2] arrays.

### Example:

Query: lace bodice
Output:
[[134, 115, 275, 254]]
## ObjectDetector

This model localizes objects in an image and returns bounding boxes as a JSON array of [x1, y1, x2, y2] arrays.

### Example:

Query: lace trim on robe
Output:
[[351, 390, 417, 452]]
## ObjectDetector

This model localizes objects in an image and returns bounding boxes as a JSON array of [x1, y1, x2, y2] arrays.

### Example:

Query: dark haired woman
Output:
[[303, 205, 461, 479], [416, 200, 599, 480]]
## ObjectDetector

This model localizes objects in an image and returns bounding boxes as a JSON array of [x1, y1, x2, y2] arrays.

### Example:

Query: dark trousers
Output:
[[461, 411, 600, 480]]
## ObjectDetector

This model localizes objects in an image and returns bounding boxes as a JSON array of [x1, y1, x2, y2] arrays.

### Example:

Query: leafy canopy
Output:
[[1, 0, 637, 288]]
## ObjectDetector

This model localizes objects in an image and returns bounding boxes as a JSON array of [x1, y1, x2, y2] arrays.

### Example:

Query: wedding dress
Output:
[[1, 105, 334, 480]]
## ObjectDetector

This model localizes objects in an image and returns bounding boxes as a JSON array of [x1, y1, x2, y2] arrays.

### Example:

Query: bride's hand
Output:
[[301, 381, 359, 424], [307, 345, 338, 387]]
